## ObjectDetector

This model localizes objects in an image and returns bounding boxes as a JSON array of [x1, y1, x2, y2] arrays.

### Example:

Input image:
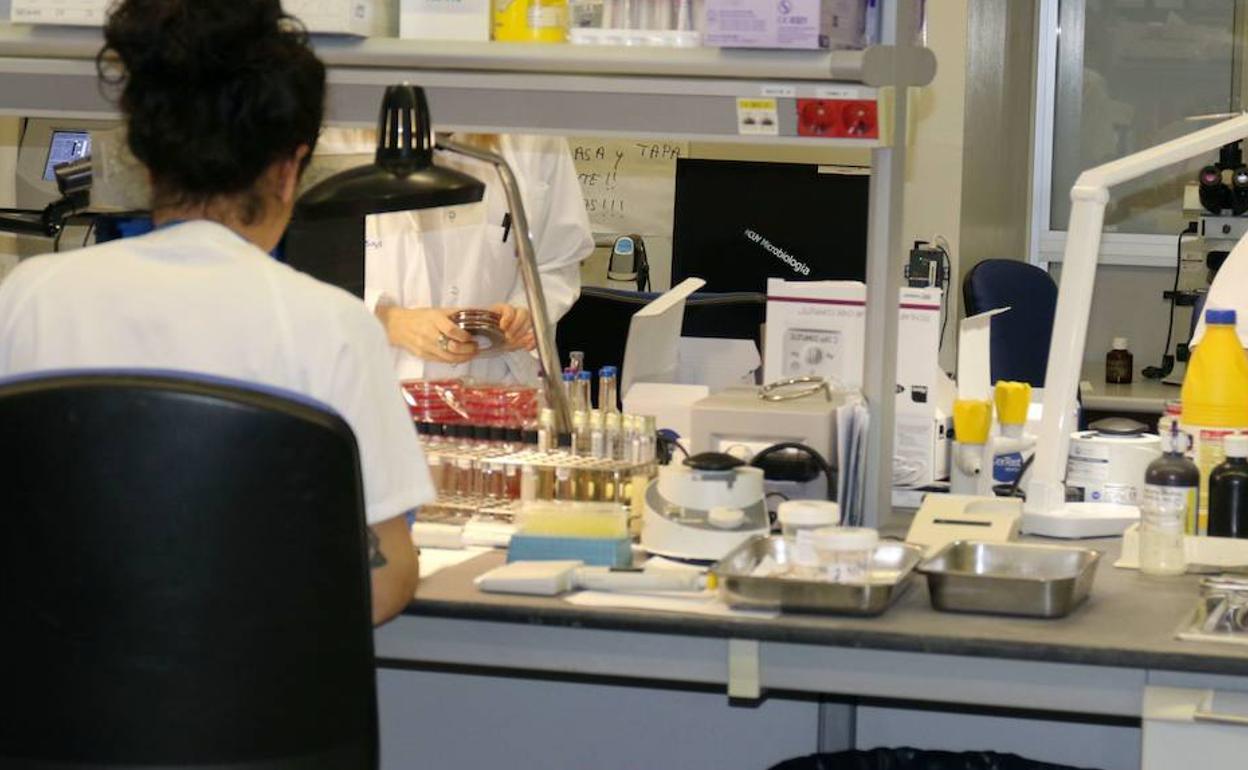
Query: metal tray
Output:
[[711, 536, 924, 616], [918, 540, 1101, 618]]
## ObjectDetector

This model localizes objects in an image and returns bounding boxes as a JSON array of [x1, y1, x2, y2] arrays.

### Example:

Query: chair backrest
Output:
[[963, 259, 1059, 387], [556, 287, 766, 381], [0, 373, 377, 770]]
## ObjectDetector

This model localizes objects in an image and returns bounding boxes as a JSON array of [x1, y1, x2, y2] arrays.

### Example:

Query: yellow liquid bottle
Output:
[[1181, 308, 1248, 534], [494, 0, 568, 42]]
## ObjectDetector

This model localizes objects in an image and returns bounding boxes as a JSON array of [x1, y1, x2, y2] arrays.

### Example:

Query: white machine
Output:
[[1065, 421, 1162, 507], [640, 453, 770, 561]]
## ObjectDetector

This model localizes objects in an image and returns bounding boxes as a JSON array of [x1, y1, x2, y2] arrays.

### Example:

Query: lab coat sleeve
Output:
[[505, 137, 594, 323]]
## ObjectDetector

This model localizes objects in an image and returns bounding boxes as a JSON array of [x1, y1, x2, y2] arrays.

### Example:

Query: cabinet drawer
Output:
[[1143, 686, 1248, 769]]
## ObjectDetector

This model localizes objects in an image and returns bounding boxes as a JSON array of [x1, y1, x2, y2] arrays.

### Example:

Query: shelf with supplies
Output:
[[0, 22, 932, 145], [0, 0, 930, 526]]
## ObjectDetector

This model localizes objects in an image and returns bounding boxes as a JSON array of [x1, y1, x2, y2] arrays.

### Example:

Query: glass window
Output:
[[1051, 0, 1238, 236]]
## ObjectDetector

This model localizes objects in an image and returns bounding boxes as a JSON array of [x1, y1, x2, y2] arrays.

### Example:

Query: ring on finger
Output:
[[437, 334, 452, 352]]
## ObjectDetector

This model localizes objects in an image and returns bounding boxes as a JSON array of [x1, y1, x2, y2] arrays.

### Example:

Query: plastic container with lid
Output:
[[777, 500, 841, 541], [808, 526, 879, 583], [778, 500, 841, 573]]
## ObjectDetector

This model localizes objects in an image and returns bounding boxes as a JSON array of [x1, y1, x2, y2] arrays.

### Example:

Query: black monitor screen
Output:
[[671, 158, 869, 293], [43, 130, 92, 182]]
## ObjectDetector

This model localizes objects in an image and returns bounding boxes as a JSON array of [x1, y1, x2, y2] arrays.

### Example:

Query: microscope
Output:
[[1150, 141, 1247, 384]]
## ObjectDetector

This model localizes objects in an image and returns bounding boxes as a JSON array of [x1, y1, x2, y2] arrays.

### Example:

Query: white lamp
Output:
[[1024, 113, 1248, 536]]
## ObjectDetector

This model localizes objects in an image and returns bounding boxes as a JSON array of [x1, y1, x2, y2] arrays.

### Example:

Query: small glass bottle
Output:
[[576, 370, 593, 412], [1209, 435, 1248, 539], [1106, 337, 1133, 384], [598, 366, 619, 413], [1140, 426, 1198, 576]]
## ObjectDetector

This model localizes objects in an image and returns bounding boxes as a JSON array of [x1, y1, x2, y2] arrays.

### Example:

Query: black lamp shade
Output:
[[295, 85, 485, 220]]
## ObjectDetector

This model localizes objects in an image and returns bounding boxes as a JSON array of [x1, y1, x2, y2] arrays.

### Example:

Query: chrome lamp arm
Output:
[[437, 138, 573, 436]]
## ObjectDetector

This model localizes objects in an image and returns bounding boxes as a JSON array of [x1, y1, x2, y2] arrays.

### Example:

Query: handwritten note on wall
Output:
[[568, 138, 688, 237]]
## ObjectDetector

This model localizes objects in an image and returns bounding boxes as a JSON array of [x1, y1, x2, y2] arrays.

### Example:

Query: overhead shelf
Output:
[[0, 22, 934, 143]]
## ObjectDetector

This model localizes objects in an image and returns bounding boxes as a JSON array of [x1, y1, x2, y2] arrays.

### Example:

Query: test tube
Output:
[[537, 407, 556, 452], [598, 366, 619, 413], [675, 0, 692, 30], [590, 410, 606, 458], [572, 410, 589, 456], [520, 464, 538, 501], [562, 370, 576, 412], [605, 411, 622, 461], [576, 370, 593, 412], [555, 466, 575, 500], [640, 415, 657, 464]]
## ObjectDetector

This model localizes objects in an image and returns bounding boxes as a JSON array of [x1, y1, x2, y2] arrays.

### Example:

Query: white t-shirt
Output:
[[0, 220, 433, 525]]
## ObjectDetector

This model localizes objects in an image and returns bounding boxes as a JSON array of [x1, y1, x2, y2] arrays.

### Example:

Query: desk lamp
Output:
[[1024, 112, 1248, 537], [296, 85, 573, 435]]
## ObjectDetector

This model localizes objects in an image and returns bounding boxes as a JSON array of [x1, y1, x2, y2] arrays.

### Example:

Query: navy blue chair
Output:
[[963, 259, 1059, 387], [0, 372, 378, 770]]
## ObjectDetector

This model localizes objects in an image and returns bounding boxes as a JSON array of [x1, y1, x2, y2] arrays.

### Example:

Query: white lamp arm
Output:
[[1026, 113, 1248, 516]]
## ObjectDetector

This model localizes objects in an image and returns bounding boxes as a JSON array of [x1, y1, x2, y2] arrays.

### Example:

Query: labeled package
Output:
[[401, 0, 492, 40], [703, 0, 867, 50]]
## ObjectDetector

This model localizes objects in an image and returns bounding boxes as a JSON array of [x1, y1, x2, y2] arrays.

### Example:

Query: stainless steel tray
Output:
[[711, 536, 924, 616], [918, 540, 1101, 618]]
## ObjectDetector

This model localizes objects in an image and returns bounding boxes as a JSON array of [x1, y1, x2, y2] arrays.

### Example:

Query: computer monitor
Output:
[[41, 131, 92, 182], [671, 158, 869, 293]]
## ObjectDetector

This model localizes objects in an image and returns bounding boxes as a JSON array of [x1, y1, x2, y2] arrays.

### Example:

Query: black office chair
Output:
[[963, 259, 1059, 387], [0, 373, 378, 770]]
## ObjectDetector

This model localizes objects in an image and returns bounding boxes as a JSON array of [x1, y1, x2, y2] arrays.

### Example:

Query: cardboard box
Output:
[[764, 280, 953, 486]]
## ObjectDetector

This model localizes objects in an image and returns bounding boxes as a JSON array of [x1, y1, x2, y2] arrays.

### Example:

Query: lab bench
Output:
[[374, 539, 1248, 770]]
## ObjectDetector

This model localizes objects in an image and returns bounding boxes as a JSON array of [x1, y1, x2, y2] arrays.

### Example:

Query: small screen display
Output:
[[43, 130, 92, 182]]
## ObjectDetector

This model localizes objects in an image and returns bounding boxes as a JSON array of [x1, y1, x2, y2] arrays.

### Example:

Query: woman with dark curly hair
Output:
[[0, 0, 426, 624]]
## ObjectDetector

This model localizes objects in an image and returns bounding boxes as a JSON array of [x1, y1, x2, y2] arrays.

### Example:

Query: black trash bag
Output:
[[768, 748, 1101, 770]]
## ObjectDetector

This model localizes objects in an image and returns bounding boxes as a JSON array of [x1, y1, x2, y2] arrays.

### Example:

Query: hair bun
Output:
[[102, 0, 293, 84]]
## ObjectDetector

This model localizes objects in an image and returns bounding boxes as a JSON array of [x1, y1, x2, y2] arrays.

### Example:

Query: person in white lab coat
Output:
[[0, 0, 426, 625], [315, 130, 594, 383]]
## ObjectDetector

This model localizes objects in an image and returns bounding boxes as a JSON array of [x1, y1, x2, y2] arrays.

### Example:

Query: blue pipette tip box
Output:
[[506, 535, 633, 568]]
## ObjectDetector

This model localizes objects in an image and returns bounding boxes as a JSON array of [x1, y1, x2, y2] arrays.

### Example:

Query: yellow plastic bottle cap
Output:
[[994, 381, 1031, 427], [953, 399, 993, 444]]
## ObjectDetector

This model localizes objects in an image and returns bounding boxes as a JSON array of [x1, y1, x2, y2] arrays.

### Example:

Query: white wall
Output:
[[1051, 261, 1192, 370]]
